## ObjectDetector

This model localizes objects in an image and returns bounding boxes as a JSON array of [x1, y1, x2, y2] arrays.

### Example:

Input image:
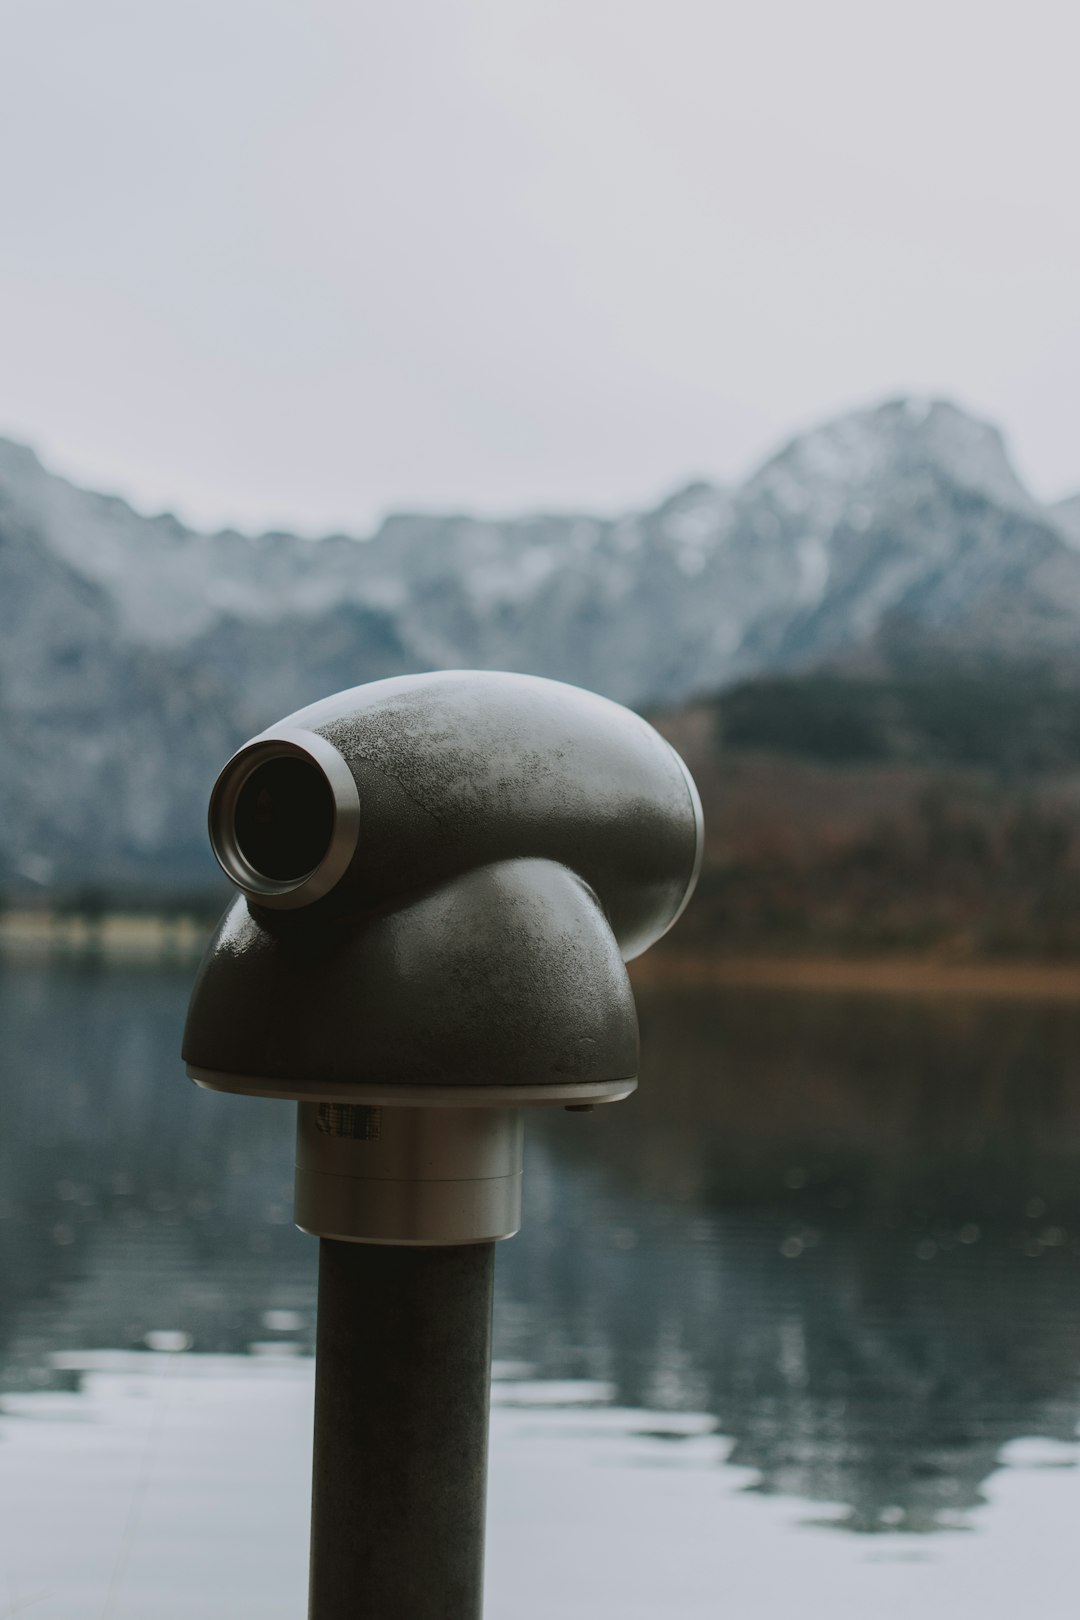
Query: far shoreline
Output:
[[631, 952, 1080, 1003], [4, 909, 1080, 1003]]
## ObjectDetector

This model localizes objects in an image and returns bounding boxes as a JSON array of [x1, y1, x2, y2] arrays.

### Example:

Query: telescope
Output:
[[182, 669, 703, 1619]]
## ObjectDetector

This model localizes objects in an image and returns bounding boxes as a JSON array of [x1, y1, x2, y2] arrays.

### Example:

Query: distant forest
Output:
[[655, 667, 1080, 959], [718, 670, 1080, 776]]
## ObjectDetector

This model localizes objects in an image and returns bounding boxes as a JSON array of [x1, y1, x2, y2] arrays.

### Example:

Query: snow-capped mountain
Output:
[[1, 397, 1078, 892]]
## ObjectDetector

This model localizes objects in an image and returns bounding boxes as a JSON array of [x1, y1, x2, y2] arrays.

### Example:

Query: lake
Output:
[[3, 957, 1080, 1617]]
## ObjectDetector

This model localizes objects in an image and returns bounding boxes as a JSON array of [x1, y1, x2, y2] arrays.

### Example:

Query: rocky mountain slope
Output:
[[1, 397, 1077, 895]]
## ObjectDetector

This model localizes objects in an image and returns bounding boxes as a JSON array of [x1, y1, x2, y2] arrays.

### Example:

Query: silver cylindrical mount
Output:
[[295, 1102, 524, 1246]]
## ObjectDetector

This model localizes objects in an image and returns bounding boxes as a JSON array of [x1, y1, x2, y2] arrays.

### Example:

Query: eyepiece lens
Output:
[[233, 756, 335, 882]]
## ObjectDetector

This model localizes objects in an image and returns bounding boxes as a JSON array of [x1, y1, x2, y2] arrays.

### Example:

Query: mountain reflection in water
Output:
[[3, 960, 1080, 1537]]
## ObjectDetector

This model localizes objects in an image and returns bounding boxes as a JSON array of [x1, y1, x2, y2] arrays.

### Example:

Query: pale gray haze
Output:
[[1, 0, 1077, 533]]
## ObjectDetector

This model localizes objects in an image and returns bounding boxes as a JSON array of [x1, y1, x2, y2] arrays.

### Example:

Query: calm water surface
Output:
[[3, 959, 1080, 1616]]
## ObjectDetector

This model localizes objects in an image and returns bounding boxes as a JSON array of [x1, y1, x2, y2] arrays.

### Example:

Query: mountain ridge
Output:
[[3, 395, 1080, 894]]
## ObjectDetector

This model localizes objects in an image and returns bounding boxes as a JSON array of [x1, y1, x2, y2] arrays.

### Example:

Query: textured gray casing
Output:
[[182, 671, 702, 1100], [184, 857, 638, 1094]]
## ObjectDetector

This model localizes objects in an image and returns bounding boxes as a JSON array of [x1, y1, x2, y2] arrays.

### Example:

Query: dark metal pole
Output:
[[309, 1238, 496, 1620]]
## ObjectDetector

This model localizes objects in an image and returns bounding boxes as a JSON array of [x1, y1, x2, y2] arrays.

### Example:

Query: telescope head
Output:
[[182, 671, 703, 1244]]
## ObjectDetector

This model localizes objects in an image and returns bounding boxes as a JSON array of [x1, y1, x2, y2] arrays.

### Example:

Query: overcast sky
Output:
[[1, 0, 1078, 534]]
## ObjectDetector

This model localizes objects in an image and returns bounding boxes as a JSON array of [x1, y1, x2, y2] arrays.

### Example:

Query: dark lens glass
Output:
[[233, 756, 335, 882]]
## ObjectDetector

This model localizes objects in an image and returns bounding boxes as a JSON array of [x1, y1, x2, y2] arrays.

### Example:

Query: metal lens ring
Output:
[[208, 728, 361, 909]]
